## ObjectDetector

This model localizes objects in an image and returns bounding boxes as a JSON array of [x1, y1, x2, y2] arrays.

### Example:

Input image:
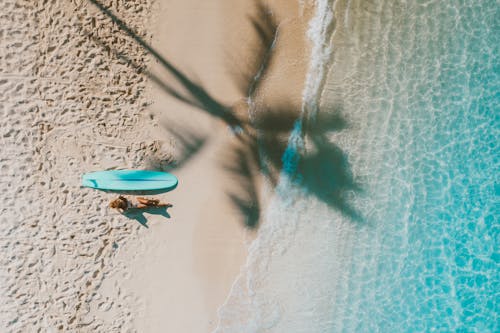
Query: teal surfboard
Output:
[[82, 170, 178, 191]]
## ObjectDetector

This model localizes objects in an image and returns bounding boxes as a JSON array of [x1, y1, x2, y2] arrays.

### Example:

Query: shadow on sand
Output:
[[122, 206, 172, 228], [86, 0, 364, 228], [222, 105, 364, 227], [102, 189, 174, 226], [101, 188, 176, 196]]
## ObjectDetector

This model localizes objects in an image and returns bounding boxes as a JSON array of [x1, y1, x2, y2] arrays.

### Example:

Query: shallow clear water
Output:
[[216, 1, 499, 332]]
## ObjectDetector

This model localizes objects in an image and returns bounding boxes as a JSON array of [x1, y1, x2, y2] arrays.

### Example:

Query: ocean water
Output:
[[216, 0, 499, 332]]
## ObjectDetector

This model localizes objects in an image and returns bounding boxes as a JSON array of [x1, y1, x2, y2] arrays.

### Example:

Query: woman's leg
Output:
[[137, 197, 160, 206], [137, 197, 148, 204]]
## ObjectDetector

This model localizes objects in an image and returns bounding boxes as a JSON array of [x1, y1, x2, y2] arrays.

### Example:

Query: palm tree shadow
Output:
[[86, 0, 244, 172], [85, 0, 365, 227], [231, 1, 278, 99], [221, 134, 261, 229], [299, 130, 364, 222], [87, 0, 243, 129], [224, 104, 364, 225], [122, 206, 172, 228]]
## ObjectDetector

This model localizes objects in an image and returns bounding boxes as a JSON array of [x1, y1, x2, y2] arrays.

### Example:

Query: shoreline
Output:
[[114, 0, 314, 332], [2, 0, 494, 331]]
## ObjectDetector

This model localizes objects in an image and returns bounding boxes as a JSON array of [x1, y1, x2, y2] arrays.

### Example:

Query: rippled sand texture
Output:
[[0, 1, 169, 331]]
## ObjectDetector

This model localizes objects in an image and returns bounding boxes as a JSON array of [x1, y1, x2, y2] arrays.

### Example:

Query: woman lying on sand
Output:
[[110, 196, 172, 212]]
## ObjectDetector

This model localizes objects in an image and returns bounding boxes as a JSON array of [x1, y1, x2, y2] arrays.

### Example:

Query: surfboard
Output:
[[82, 170, 178, 191]]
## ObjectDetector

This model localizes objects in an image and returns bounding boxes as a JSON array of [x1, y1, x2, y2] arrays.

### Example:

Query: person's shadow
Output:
[[122, 206, 172, 228]]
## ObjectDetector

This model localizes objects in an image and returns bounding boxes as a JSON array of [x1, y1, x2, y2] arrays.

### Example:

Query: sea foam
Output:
[[213, 0, 339, 331], [216, 0, 498, 332]]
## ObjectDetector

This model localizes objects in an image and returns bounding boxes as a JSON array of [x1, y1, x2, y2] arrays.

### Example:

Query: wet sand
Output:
[[115, 0, 312, 332]]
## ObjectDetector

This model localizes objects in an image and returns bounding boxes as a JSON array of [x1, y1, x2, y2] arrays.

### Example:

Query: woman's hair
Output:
[[110, 196, 128, 210]]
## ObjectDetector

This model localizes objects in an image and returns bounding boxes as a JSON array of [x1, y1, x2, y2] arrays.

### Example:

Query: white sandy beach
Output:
[[1, 1, 157, 331], [116, 0, 312, 331], [0, 0, 311, 331]]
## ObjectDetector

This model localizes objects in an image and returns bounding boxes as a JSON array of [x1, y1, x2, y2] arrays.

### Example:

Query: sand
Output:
[[0, 0, 311, 332], [1, 0, 157, 331], [112, 1, 312, 332]]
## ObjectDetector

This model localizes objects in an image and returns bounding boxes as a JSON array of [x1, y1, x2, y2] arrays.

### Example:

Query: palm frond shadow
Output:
[[232, 1, 278, 99], [86, 0, 364, 228], [88, 0, 243, 129], [222, 137, 261, 229], [223, 105, 364, 226], [298, 126, 364, 222]]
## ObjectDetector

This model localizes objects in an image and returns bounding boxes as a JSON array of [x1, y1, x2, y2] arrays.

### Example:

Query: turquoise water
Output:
[[324, 0, 498, 331], [216, 1, 498, 332]]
